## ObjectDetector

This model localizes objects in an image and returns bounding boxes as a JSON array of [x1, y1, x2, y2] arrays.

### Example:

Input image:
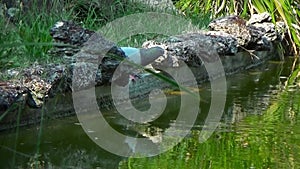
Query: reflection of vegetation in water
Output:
[[0, 60, 299, 168], [1, 0, 300, 168], [264, 62, 300, 123], [119, 63, 300, 169]]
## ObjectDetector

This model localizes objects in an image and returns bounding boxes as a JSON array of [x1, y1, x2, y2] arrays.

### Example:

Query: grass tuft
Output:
[[0, 0, 211, 71]]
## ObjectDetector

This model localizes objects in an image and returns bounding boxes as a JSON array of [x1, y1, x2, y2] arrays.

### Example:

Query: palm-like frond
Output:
[[175, 0, 300, 54]]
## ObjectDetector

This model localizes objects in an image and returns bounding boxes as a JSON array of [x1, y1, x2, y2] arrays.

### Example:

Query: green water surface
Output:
[[0, 58, 299, 169]]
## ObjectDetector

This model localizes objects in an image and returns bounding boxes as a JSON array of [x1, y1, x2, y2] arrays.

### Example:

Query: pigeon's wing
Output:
[[112, 46, 164, 86]]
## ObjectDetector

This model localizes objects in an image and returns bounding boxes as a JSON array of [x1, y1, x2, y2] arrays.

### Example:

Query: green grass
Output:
[[175, 0, 300, 55], [0, 0, 211, 72], [0, 0, 72, 70], [1, 0, 298, 71]]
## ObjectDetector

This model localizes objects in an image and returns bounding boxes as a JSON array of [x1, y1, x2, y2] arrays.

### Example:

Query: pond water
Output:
[[0, 58, 299, 169]]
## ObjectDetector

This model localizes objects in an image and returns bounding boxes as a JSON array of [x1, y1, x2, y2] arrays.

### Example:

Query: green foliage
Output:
[[119, 121, 300, 169], [174, 0, 300, 54], [175, 0, 245, 18], [0, 0, 143, 70], [119, 67, 300, 168], [264, 61, 300, 120], [0, 21, 21, 69], [0, 0, 212, 71], [65, 0, 167, 30], [0, 0, 73, 70]]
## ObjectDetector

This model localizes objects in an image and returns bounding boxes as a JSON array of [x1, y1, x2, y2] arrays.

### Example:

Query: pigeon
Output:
[[121, 46, 164, 65], [112, 46, 164, 86]]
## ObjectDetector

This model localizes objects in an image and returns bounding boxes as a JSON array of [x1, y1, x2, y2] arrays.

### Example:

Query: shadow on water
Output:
[[0, 58, 299, 168]]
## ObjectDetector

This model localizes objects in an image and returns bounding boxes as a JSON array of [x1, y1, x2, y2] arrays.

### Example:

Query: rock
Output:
[[49, 21, 95, 57], [0, 63, 66, 110], [49, 21, 130, 87], [73, 32, 128, 87], [209, 15, 251, 47], [246, 13, 286, 50], [209, 13, 285, 51], [142, 32, 238, 69], [246, 25, 271, 50], [49, 20, 127, 59], [0, 81, 28, 111], [50, 21, 95, 46], [204, 31, 238, 54], [247, 12, 272, 25]]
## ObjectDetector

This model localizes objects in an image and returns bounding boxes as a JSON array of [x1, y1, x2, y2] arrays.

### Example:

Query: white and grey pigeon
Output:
[[112, 46, 164, 86]]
